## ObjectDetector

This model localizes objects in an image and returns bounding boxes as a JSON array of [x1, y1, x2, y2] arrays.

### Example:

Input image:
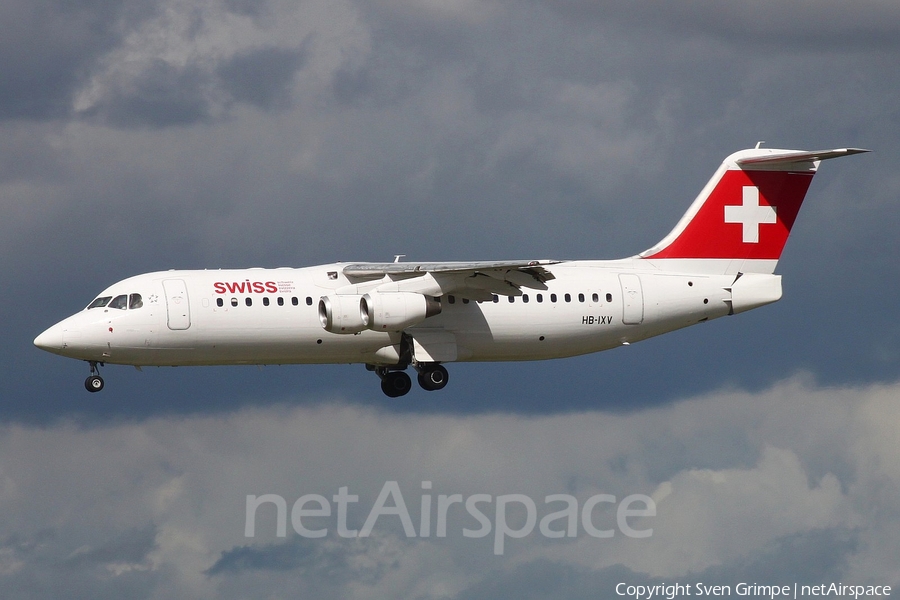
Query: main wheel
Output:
[[381, 371, 412, 398], [417, 365, 449, 391], [84, 375, 105, 393]]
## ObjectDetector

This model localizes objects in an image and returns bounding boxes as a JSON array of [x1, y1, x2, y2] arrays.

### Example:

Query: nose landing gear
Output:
[[84, 361, 105, 393]]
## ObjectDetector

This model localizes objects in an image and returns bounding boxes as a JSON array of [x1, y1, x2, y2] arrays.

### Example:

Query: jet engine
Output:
[[318, 295, 366, 334], [360, 292, 441, 331]]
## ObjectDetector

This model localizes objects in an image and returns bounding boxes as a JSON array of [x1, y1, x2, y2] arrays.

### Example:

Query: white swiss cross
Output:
[[724, 186, 777, 243]]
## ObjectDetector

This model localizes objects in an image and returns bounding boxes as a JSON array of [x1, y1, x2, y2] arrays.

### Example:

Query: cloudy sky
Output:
[[4, 0, 900, 597]]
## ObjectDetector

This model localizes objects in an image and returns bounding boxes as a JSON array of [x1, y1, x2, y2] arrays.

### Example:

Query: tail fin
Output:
[[639, 147, 868, 274]]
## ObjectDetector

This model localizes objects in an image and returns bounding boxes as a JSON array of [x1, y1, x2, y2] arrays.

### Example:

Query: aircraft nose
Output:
[[34, 324, 64, 354]]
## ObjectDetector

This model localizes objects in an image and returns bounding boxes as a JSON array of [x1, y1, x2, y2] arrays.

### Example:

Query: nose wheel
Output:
[[84, 361, 105, 393]]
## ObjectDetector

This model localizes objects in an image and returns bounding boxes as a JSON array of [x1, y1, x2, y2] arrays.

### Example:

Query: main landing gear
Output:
[[417, 364, 449, 391], [372, 363, 450, 397], [84, 361, 105, 393]]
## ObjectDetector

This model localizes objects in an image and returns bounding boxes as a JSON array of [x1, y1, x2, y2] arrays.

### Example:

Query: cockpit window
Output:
[[109, 295, 128, 310], [129, 293, 143, 309], [87, 296, 112, 309]]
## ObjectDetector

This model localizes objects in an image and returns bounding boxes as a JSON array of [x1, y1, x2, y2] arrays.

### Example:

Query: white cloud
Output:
[[0, 376, 898, 598]]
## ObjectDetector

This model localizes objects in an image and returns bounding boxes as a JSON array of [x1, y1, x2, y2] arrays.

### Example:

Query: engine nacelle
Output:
[[318, 295, 366, 334], [361, 292, 441, 331]]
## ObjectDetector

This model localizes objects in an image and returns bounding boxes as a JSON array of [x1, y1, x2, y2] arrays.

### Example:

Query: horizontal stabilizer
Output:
[[736, 148, 870, 166]]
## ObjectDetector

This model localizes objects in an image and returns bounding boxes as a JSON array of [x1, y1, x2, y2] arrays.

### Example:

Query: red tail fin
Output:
[[640, 147, 868, 274]]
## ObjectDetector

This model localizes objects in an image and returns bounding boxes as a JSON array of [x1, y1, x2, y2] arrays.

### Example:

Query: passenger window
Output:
[[536, 294, 543, 303], [448, 295, 455, 304], [263, 297, 270, 306], [245, 298, 252, 307], [88, 296, 112, 309], [463, 298, 470, 304], [606, 293, 612, 303], [109, 295, 128, 310], [550, 293, 557, 303], [277, 297, 284, 306], [564, 293, 571, 303], [592, 293, 599, 303], [578, 293, 585, 303], [129, 294, 143, 309], [522, 294, 529, 303], [216, 298, 224, 307], [492, 295, 499, 303], [306, 297, 313, 306], [508, 296, 515, 303], [292, 297, 299, 306], [231, 298, 238, 307]]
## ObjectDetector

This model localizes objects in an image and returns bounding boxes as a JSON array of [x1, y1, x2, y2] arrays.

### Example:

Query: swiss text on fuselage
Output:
[[213, 281, 279, 294]]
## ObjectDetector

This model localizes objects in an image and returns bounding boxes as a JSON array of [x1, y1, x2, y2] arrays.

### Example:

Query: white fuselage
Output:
[[37, 260, 767, 368]]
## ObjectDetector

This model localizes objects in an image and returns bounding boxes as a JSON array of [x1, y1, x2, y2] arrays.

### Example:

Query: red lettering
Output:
[[215, 280, 282, 294]]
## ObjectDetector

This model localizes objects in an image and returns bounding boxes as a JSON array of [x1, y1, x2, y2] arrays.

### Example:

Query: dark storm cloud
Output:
[[79, 47, 308, 128], [63, 524, 159, 569], [217, 46, 307, 112], [82, 59, 215, 128], [546, 0, 900, 48], [207, 535, 397, 583], [0, 0, 155, 121], [222, 0, 270, 19], [207, 537, 320, 574], [0, 525, 161, 600], [0, 123, 68, 184], [331, 65, 377, 106], [688, 527, 859, 584]]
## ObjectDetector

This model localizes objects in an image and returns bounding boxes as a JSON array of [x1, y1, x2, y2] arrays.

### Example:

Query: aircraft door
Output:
[[618, 274, 644, 325], [163, 279, 191, 330]]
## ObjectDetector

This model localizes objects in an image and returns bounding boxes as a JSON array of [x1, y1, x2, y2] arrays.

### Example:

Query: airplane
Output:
[[34, 146, 867, 397]]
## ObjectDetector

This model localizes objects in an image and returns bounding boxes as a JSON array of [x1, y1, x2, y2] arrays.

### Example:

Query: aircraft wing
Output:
[[342, 260, 558, 280], [342, 260, 560, 300]]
